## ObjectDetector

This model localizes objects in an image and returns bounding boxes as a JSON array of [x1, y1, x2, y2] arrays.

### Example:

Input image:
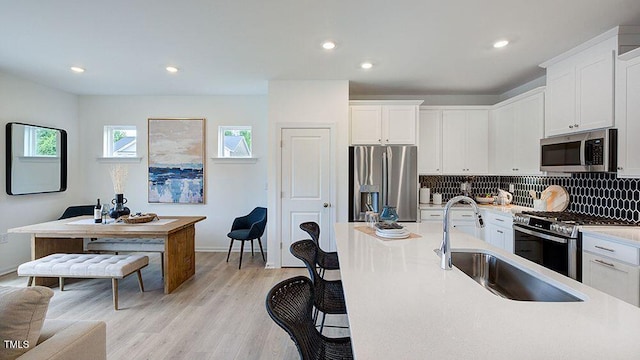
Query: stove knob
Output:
[[551, 224, 558, 232]]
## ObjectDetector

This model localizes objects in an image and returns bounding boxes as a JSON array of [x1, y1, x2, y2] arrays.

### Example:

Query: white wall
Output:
[[77, 95, 268, 252], [267, 80, 349, 268], [0, 72, 81, 275]]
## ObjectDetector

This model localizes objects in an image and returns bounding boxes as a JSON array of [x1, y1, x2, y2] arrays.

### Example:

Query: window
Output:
[[104, 126, 137, 157], [24, 126, 59, 157], [218, 126, 252, 158]]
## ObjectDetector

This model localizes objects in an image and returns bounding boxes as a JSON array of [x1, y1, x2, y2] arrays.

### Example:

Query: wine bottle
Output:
[[94, 199, 102, 223]]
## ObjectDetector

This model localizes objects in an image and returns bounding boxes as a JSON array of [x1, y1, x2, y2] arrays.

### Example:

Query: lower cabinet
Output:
[[582, 233, 640, 307], [420, 207, 480, 238], [482, 211, 514, 253]]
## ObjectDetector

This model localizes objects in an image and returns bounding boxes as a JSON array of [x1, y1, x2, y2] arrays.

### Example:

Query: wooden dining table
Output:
[[9, 215, 206, 294]]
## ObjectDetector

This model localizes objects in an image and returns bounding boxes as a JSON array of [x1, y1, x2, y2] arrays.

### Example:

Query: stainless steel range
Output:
[[512, 211, 636, 281]]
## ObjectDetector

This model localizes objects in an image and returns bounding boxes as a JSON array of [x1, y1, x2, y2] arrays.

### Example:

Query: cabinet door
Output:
[[383, 106, 416, 144], [583, 251, 640, 306], [442, 110, 467, 174], [486, 225, 506, 250], [465, 110, 489, 174], [350, 106, 382, 144], [545, 66, 576, 137], [489, 105, 515, 174], [616, 55, 640, 177], [513, 92, 544, 175], [451, 221, 479, 238], [576, 50, 615, 131], [418, 110, 442, 174]]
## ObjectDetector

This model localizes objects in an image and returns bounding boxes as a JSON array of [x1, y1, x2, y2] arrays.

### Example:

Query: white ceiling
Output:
[[1, 0, 640, 97]]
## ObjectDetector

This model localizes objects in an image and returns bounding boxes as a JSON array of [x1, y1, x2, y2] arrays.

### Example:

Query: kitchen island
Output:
[[334, 222, 640, 359]]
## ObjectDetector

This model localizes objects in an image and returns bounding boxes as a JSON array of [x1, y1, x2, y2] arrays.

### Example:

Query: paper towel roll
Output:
[[420, 188, 430, 204]]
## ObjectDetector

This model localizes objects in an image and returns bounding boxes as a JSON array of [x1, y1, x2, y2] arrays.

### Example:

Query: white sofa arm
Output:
[[16, 319, 106, 360]]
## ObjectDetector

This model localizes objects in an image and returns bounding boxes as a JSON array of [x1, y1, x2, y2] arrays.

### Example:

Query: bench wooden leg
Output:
[[136, 270, 145, 293], [160, 253, 165, 278], [112, 278, 119, 310], [59, 277, 64, 291]]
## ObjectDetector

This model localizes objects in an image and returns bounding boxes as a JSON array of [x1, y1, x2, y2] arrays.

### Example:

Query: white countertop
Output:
[[420, 203, 532, 215], [334, 222, 640, 360], [580, 226, 640, 247]]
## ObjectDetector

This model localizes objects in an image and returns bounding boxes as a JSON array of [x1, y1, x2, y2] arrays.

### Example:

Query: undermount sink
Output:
[[451, 250, 584, 302]]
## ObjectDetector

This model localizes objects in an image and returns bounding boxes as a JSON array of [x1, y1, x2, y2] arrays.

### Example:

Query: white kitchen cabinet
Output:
[[442, 109, 489, 174], [349, 101, 423, 145], [582, 233, 640, 307], [420, 207, 443, 222], [482, 211, 514, 253], [616, 47, 640, 178], [489, 89, 544, 175], [418, 109, 442, 174], [420, 207, 480, 239], [541, 26, 640, 137]]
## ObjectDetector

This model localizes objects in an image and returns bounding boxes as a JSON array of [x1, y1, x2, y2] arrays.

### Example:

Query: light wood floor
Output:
[[0, 252, 350, 360]]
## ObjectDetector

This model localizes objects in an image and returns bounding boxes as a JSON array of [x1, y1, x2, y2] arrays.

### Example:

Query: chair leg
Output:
[[112, 278, 119, 310], [226, 238, 235, 262], [239, 240, 245, 269], [257, 237, 265, 262], [251, 239, 254, 256], [136, 270, 145, 293], [320, 312, 327, 334], [160, 253, 165, 278], [59, 277, 64, 291]]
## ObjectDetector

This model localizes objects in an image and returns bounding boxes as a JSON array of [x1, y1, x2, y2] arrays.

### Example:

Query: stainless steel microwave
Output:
[[540, 129, 617, 173]]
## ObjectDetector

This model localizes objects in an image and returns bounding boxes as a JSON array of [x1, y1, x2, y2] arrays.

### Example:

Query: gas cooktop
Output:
[[513, 211, 638, 238], [520, 211, 638, 226]]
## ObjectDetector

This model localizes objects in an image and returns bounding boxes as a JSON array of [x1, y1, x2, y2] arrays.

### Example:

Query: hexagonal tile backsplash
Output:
[[419, 173, 640, 223]]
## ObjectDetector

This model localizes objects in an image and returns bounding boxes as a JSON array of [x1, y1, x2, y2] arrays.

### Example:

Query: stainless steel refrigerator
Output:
[[349, 145, 418, 222]]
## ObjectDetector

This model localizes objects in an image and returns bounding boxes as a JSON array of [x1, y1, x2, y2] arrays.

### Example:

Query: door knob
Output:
[[323, 203, 330, 208]]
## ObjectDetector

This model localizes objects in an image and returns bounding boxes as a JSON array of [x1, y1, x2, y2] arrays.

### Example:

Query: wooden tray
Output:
[[118, 213, 159, 224]]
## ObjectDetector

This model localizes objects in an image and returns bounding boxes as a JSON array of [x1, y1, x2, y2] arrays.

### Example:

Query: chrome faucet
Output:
[[440, 195, 484, 270]]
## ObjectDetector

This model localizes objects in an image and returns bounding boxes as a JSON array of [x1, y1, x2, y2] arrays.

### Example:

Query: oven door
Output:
[[513, 224, 578, 279]]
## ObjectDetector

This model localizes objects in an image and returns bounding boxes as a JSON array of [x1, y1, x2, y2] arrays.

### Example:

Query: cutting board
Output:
[[542, 185, 569, 211]]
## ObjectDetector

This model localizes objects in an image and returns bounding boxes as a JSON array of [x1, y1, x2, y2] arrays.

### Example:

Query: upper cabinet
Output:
[[616, 47, 640, 178], [442, 109, 489, 175], [489, 88, 545, 175], [418, 109, 442, 174], [349, 100, 423, 145], [540, 26, 640, 137]]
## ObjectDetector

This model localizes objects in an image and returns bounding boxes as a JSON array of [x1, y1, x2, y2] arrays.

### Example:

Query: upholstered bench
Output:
[[17, 253, 148, 310], [86, 238, 165, 276]]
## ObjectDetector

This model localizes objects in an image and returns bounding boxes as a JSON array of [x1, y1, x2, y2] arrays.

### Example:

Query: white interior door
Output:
[[281, 128, 332, 267]]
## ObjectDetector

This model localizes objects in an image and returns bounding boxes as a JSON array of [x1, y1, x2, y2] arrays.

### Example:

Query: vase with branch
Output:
[[108, 164, 131, 219]]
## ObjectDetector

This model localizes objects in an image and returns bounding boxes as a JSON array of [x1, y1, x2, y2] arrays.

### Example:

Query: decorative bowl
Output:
[[474, 196, 495, 204]]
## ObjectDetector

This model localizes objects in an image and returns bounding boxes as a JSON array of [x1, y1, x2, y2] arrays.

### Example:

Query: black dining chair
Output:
[[299, 222, 339, 278], [265, 276, 353, 360], [226, 207, 267, 269], [290, 239, 347, 334], [58, 205, 95, 219]]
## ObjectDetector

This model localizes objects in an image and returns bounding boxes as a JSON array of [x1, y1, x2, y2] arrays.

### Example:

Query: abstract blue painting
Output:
[[148, 118, 205, 204]]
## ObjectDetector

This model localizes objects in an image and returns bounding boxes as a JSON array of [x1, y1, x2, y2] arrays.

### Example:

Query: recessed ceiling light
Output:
[[360, 62, 373, 70], [70, 66, 85, 73], [493, 40, 509, 48], [166, 66, 179, 73], [322, 41, 336, 50]]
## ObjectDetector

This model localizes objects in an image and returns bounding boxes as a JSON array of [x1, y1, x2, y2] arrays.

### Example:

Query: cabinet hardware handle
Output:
[[430, 214, 440, 217], [323, 202, 330, 208], [594, 245, 615, 252], [618, 167, 623, 170], [497, 230, 503, 234], [594, 259, 615, 268], [378, 139, 381, 142], [496, 218, 504, 222], [574, 124, 579, 127], [462, 214, 472, 217], [386, 139, 389, 142], [569, 125, 574, 129]]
